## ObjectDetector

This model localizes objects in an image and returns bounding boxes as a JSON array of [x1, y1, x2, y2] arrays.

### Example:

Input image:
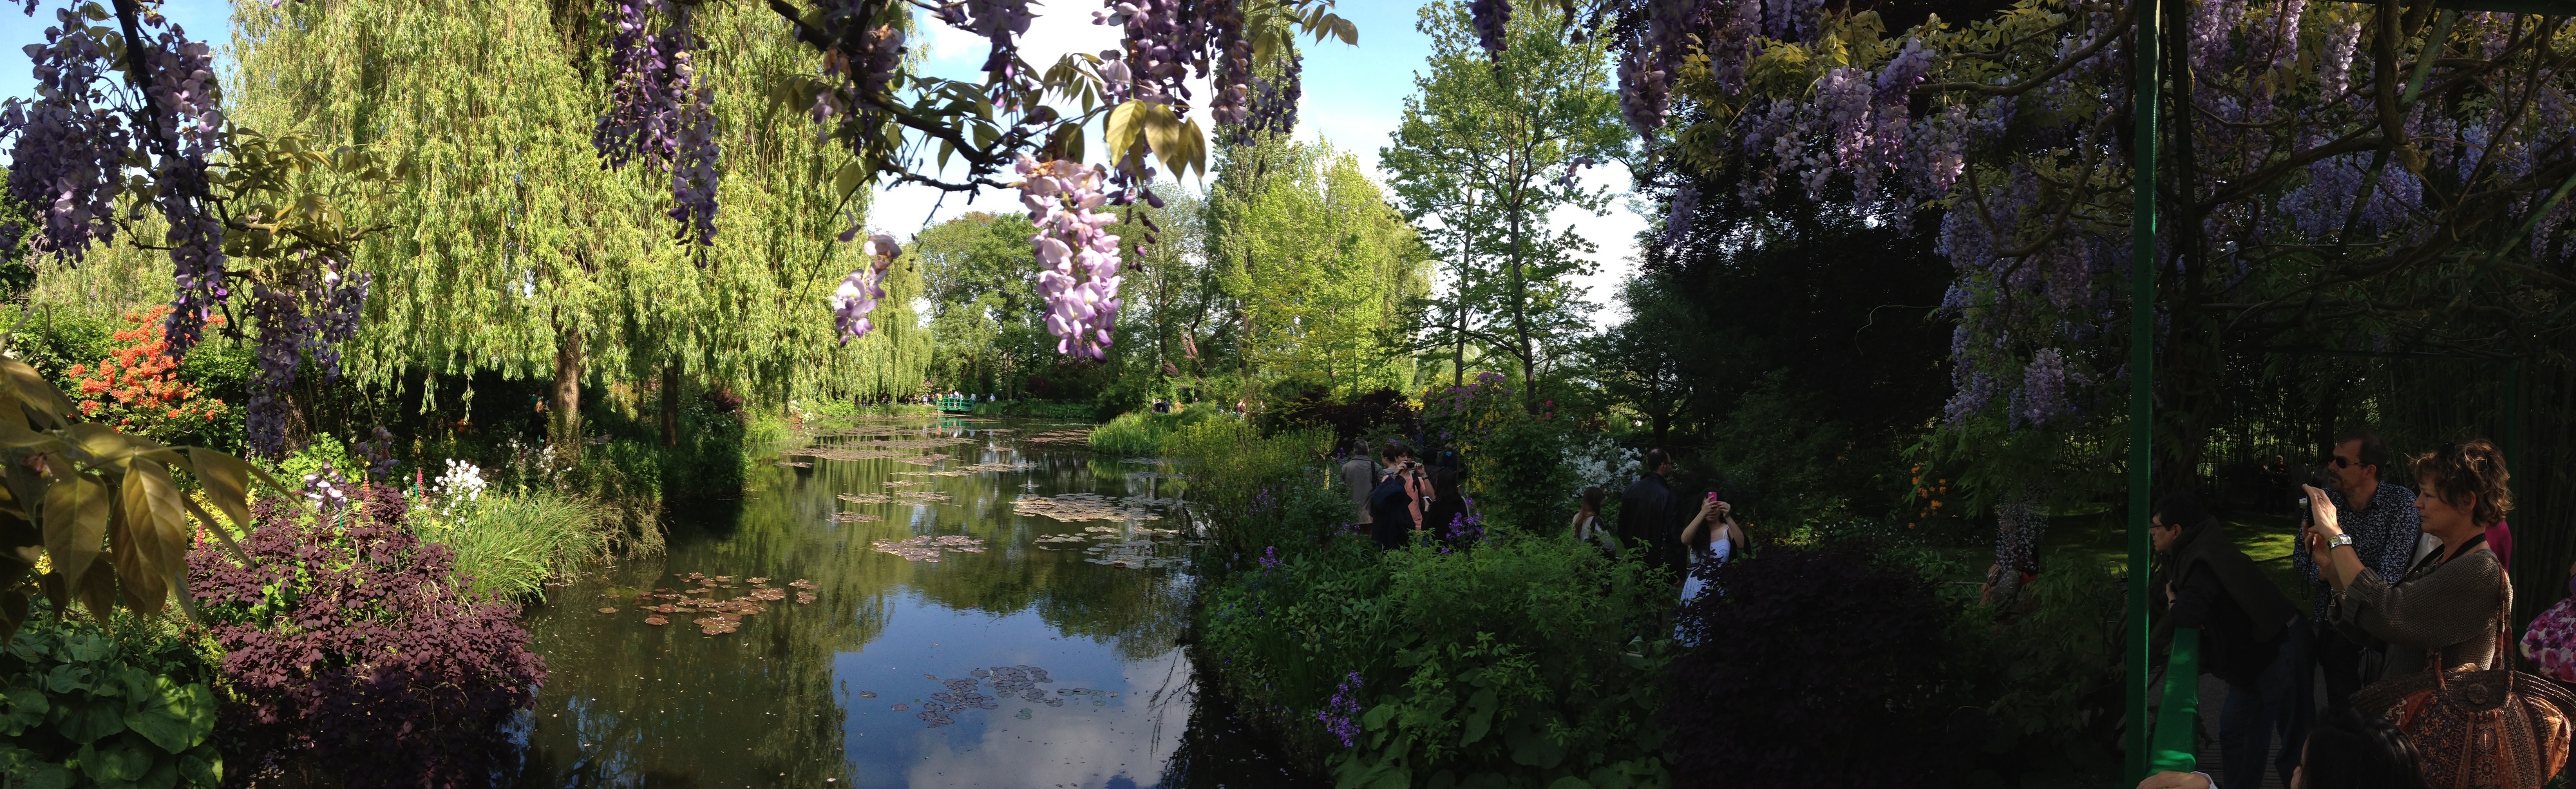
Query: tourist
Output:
[[1671, 496, 1736, 646], [1368, 441, 1421, 551], [2293, 430, 2420, 707], [1424, 466, 1467, 542], [2304, 439, 2512, 682], [1571, 486, 1616, 556], [1618, 448, 1685, 571], [2519, 557, 2576, 694], [1341, 439, 1379, 528], [2136, 706, 2427, 789], [2150, 492, 2309, 789]]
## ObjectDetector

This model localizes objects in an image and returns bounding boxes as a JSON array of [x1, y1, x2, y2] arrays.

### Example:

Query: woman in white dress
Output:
[[1674, 496, 1743, 644]]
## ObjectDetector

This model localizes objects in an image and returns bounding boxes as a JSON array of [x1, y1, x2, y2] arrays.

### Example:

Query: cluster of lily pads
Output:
[[880, 665, 1072, 728], [597, 573, 815, 635], [868, 534, 987, 562], [1012, 493, 1162, 522]]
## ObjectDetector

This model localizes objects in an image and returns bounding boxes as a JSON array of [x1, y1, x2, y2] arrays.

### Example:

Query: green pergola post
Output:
[[2125, 0, 2163, 779]]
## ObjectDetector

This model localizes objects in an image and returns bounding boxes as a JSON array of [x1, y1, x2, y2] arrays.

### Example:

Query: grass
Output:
[[1917, 509, 2312, 606], [414, 490, 621, 599], [1088, 403, 1221, 455]]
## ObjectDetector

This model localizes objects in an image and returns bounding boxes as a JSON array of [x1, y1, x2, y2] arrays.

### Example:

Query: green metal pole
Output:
[[2126, 0, 2163, 781]]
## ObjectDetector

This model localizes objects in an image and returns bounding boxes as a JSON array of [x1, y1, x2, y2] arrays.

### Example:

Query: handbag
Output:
[[2353, 572, 2576, 789]]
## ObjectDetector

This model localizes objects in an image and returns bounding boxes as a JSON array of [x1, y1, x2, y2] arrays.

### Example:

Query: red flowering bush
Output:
[[64, 305, 226, 442], [186, 481, 544, 788]]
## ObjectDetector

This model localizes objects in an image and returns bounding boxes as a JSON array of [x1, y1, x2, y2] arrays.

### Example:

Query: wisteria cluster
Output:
[[0, 7, 128, 261], [1236, 47, 1303, 144], [1018, 155, 1124, 359], [1469, 0, 1512, 59], [593, 0, 721, 247], [245, 256, 372, 455], [936, 0, 1037, 77], [832, 234, 898, 344]]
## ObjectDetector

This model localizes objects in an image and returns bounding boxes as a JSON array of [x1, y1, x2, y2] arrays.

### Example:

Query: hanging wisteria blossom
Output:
[[833, 234, 899, 345], [1018, 154, 1123, 359]]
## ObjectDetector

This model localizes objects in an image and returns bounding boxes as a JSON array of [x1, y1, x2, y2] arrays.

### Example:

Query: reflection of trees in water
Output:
[[512, 422, 1212, 784], [1155, 645, 1318, 789]]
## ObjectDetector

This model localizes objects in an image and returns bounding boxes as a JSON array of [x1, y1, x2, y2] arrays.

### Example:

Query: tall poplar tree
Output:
[[1381, 1, 1626, 410]]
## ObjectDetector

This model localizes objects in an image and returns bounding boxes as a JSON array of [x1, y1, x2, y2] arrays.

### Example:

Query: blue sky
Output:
[[0, 1, 1641, 326]]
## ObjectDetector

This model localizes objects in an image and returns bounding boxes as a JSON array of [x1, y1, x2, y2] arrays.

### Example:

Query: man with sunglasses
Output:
[[2290, 430, 2421, 707]]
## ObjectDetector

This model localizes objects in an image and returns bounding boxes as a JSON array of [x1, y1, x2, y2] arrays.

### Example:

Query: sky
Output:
[[0, 0, 1646, 328]]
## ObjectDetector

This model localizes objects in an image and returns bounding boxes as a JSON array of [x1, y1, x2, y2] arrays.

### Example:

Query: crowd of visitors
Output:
[[1333, 427, 2573, 788], [2139, 432, 2574, 789]]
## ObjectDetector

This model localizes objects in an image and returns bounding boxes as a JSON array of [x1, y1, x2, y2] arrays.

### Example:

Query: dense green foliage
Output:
[[0, 616, 223, 789], [412, 490, 617, 599], [1088, 403, 1224, 457], [1166, 419, 1343, 565], [1201, 535, 1675, 789]]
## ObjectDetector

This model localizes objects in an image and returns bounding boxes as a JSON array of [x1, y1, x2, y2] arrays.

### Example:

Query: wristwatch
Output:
[[2327, 533, 2355, 550]]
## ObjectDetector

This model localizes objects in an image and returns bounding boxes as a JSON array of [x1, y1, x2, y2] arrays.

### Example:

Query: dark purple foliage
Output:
[[1665, 543, 1971, 788], [187, 482, 545, 788]]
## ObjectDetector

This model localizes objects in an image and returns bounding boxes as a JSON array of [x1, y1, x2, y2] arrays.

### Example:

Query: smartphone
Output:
[[1705, 492, 1719, 504]]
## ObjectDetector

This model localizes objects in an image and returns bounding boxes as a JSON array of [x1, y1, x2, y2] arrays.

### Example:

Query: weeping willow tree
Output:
[[226, 0, 925, 457]]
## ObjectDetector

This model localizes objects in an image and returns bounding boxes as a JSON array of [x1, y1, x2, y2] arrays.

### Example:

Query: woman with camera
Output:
[[2302, 440, 2512, 681]]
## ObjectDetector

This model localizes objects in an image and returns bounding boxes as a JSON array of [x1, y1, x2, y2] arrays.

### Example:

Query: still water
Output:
[[507, 417, 1301, 788]]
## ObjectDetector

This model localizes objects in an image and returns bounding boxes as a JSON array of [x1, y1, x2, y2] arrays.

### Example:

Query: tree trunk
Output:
[[553, 325, 583, 464], [660, 364, 681, 448]]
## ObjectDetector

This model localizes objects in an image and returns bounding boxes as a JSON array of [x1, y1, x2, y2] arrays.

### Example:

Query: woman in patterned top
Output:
[[2304, 440, 2512, 678], [2519, 558, 2576, 690]]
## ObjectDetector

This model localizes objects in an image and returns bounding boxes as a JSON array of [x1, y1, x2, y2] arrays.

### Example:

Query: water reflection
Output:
[[509, 418, 1238, 788]]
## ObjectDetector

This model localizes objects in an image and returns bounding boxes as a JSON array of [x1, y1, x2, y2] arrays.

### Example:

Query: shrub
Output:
[[1265, 387, 1419, 447], [187, 481, 544, 788], [1166, 419, 1342, 565], [412, 486, 617, 599], [1422, 373, 1580, 532], [59, 305, 232, 448], [1664, 542, 1972, 788], [1089, 403, 1220, 456], [0, 614, 223, 788], [1947, 550, 2127, 773], [1200, 536, 1678, 788]]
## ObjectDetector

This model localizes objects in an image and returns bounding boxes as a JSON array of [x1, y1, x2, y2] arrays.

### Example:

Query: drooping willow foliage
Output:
[[224, 0, 928, 420]]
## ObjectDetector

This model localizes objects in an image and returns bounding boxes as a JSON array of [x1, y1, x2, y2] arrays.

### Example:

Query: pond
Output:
[[505, 417, 1307, 788]]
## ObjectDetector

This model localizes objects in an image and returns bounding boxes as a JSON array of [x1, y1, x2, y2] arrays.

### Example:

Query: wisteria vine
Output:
[[594, 0, 721, 249], [1018, 154, 1124, 360]]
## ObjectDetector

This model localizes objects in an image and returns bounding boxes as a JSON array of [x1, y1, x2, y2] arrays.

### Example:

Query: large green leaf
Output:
[[8, 759, 74, 789], [1506, 722, 1566, 768], [120, 676, 215, 754], [1460, 688, 1498, 745], [50, 695, 125, 744], [3, 685, 52, 734], [75, 737, 155, 783], [43, 476, 109, 590]]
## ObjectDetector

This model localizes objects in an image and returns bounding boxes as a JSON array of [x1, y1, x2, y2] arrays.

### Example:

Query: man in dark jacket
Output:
[[1368, 442, 1418, 551], [1618, 449, 1684, 570], [2151, 493, 2309, 789]]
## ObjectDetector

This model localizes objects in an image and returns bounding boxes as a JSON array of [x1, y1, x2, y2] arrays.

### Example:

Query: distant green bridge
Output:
[[934, 395, 974, 413]]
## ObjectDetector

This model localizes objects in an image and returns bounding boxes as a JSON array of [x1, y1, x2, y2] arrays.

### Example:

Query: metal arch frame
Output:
[[2123, 0, 2576, 779]]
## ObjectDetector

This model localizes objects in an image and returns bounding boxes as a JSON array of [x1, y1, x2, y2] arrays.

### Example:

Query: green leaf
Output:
[[121, 676, 213, 754], [76, 737, 154, 782], [10, 760, 73, 789], [1360, 702, 1396, 732], [51, 696, 124, 744], [180, 745, 220, 786], [834, 162, 868, 201], [4, 685, 52, 734], [1506, 723, 1566, 768], [44, 663, 94, 694], [1104, 100, 1146, 166], [43, 477, 108, 590], [1460, 689, 1497, 745]]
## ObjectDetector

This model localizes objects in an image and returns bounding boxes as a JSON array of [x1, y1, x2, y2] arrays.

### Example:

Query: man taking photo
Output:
[[2289, 430, 2420, 706]]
